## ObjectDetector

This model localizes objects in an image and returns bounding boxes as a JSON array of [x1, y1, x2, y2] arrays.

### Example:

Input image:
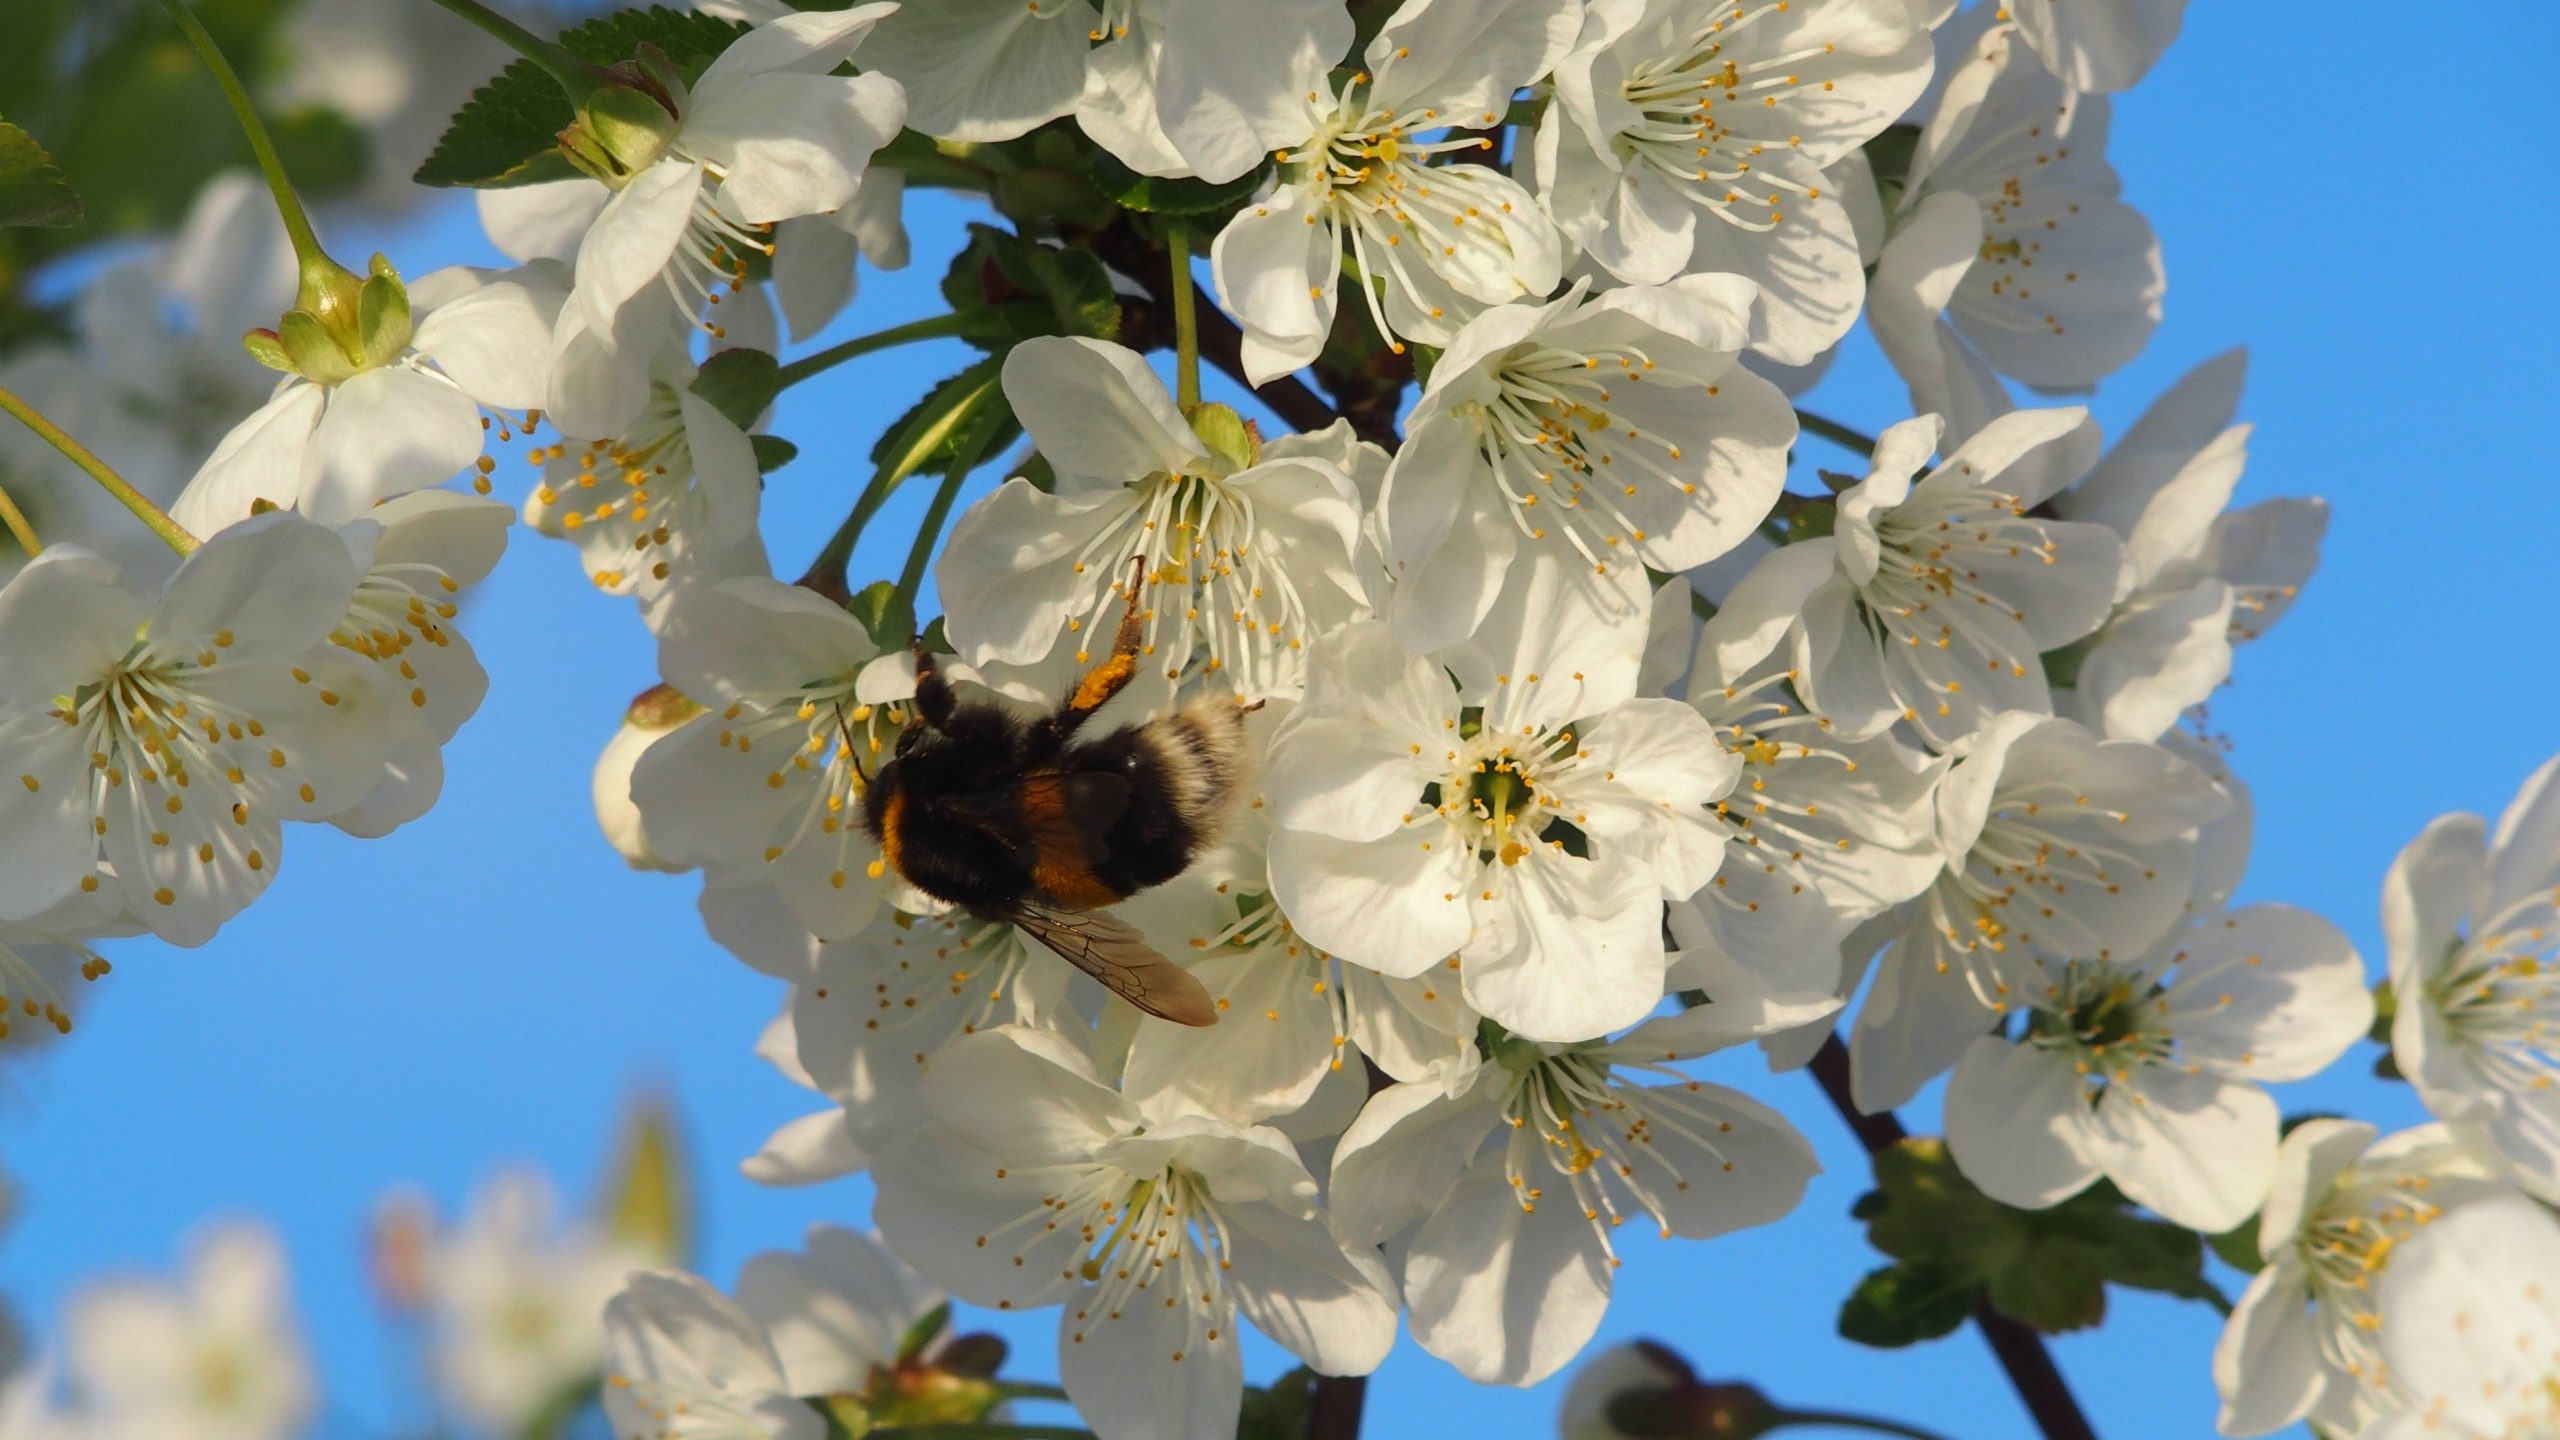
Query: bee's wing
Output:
[[1005, 903, 1217, 1028]]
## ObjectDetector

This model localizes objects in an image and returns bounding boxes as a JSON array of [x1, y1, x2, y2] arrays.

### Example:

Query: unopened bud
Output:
[[1564, 1342, 1780, 1440], [595, 685, 703, 872], [366, 1186, 437, 1315]]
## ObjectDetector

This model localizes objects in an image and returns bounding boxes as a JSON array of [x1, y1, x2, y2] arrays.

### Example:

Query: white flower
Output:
[[1265, 565, 1736, 1044], [601, 1272, 821, 1440], [1534, 0, 1933, 364], [172, 262, 563, 535], [1210, 0, 1581, 383], [1378, 277, 1794, 652], [1712, 408, 2122, 750], [326, 491, 514, 838], [550, 6, 904, 435], [733, 1225, 942, 1397], [1328, 1004, 1820, 1386], [871, 1026, 1398, 1440], [1943, 903, 2370, 1231], [629, 580, 901, 939], [780, 905, 1082, 1175], [2051, 350, 2325, 740], [478, 167, 910, 347], [1868, 22, 2160, 443], [860, 0, 1348, 184], [938, 337, 1367, 706], [2004, 0, 2187, 93], [66, 1223, 313, 1440], [524, 344, 764, 617], [426, 1172, 644, 1437], [2384, 752, 2560, 1202], [2364, 1192, 2560, 1440], [1672, 591, 1947, 1008], [0, 517, 392, 945], [1846, 711, 2226, 1112], [1115, 779, 1480, 1125], [2210, 1121, 2510, 1438]]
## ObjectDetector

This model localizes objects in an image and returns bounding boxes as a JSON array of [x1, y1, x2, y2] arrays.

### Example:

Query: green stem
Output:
[[892, 442, 991, 614], [421, 0, 606, 100], [775, 310, 1017, 390], [0, 381, 198, 556], [1168, 223, 1202, 411], [1795, 409, 1878, 459], [796, 372, 1002, 598], [1775, 1407, 1962, 1440], [987, 1383, 1073, 1405], [0, 481, 40, 555], [153, 0, 327, 270]]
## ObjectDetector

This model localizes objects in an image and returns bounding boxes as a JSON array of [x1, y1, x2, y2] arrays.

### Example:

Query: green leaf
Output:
[[1087, 148, 1271, 217], [1839, 1261, 1976, 1347], [1236, 1367, 1319, 1440], [749, 435, 799, 474], [2208, 1216, 2266, 1275], [1847, 1139, 2227, 1342], [0, 121, 81, 229], [867, 357, 1019, 480], [415, 7, 748, 188], [939, 223, 1120, 350], [691, 346, 780, 431]]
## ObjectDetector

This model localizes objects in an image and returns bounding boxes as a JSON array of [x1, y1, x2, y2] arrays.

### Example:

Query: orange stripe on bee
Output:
[[875, 789, 906, 879], [1020, 778, 1123, 909], [1069, 653, 1136, 713]]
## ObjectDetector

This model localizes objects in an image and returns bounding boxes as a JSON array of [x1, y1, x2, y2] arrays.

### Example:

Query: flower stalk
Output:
[[0, 380, 199, 556], [152, 0, 332, 279], [0, 480, 39, 556], [1168, 222, 1202, 412]]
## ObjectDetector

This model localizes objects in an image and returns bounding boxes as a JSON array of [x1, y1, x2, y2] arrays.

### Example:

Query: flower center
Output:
[[714, 676, 899, 894], [858, 910, 1036, 1043], [1853, 482, 2054, 722], [2294, 1162, 2458, 1392], [0, 921, 104, 1040], [536, 387, 702, 590], [2432, 889, 2560, 1095], [334, 560, 463, 712], [1612, 3, 1835, 232], [1456, 339, 1704, 576], [2023, 961, 2173, 1098], [1280, 71, 1514, 353], [1057, 470, 1317, 696], [1497, 1048, 1737, 1260]]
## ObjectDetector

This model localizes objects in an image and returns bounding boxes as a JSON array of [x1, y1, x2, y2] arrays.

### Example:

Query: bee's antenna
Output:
[[833, 701, 872, 787]]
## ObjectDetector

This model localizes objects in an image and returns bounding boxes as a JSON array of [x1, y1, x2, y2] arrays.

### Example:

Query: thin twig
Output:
[[1807, 1034, 2100, 1440]]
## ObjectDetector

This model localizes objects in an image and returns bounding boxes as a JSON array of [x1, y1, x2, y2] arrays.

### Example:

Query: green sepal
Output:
[[1187, 402, 1259, 472], [691, 347, 780, 432], [356, 265, 413, 370], [0, 119, 81, 229], [279, 309, 356, 385], [599, 1092, 694, 1265], [846, 579, 916, 653], [241, 328, 296, 373], [750, 435, 799, 474]]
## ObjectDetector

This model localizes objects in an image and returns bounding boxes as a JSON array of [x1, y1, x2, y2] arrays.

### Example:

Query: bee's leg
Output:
[[910, 639, 957, 730], [1050, 557, 1150, 742]]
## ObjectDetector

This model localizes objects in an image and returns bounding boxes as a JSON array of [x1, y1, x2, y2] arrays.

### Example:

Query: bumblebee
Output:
[[858, 563, 1241, 1027]]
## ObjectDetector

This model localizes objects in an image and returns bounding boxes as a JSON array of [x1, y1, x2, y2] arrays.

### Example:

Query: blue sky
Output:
[[4, 5, 2557, 1438]]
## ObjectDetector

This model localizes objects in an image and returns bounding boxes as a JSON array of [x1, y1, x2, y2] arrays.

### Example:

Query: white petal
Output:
[[1403, 1157, 1612, 1387], [476, 179, 609, 263], [2162, 904, 2370, 1083], [1211, 186, 1335, 385], [172, 383, 326, 536], [1055, 1274, 1243, 1440], [303, 367, 485, 524], [1268, 826, 1476, 980], [1944, 1036, 2103, 1209], [2211, 1266, 2324, 1438], [857, 0, 1088, 142], [1221, 1199, 1397, 1376], [2085, 1066, 2278, 1233], [1003, 337, 1204, 485]]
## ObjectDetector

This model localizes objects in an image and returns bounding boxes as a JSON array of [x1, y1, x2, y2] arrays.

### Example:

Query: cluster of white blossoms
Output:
[[3, 0, 2551, 1437]]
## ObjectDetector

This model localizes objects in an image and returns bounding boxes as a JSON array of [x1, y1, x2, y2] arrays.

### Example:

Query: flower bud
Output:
[[560, 51, 686, 187], [1562, 1342, 1780, 1440], [594, 685, 703, 872]]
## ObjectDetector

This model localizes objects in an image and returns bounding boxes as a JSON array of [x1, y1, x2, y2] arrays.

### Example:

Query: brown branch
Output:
[[1807, 1034, 2101, 1440], [1308, 1373, 1368, 1440]]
